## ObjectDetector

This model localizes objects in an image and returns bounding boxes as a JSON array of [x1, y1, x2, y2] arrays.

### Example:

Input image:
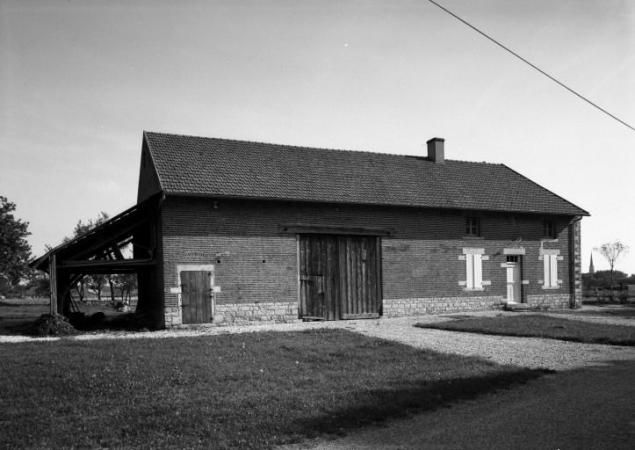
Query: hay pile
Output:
[[28, 314, 79, 337]]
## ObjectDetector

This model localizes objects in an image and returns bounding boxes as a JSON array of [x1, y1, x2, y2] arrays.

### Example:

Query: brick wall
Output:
[[159, 196, 578, 326], [162, 235, 297, 307]]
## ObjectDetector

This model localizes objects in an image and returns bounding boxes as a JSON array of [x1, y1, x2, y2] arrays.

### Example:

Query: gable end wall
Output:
[[137, 140, 163, 203]]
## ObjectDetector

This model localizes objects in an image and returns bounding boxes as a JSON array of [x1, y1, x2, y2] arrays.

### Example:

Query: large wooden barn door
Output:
[[299, 235, 381, 321], [339, 236, 381, 319], [180, 270, 213, 324]]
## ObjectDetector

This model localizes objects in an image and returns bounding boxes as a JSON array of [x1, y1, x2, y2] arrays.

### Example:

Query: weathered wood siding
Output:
[[299, 235, 381, 320]]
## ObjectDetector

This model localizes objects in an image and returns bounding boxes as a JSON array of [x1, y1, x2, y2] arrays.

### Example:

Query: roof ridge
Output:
[[145, 131, 413, 159], [143, 130, 502, 165]]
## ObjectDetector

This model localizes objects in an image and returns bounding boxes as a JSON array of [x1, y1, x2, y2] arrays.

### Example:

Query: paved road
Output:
[[281, 359, 635, 450]]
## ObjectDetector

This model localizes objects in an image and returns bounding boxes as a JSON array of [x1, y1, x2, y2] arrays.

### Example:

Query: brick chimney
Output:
[[427, 138, 445, 164]]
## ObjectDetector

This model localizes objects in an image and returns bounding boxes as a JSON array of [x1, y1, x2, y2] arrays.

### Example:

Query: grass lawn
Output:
[[416, 314, 635, 346], [0, 329, 548, 450]]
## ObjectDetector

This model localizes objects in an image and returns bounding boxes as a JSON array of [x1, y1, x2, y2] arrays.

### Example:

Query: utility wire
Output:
[[427, 0, 635, 132]]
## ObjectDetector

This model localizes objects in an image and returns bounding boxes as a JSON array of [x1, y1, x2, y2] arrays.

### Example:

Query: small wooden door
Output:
[[181, 270, 213, 324], [506, 257, 522, 303], [299, 235, 381, 320]]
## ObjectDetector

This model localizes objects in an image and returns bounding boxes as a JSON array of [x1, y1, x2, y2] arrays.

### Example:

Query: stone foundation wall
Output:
[[164, 293, 574, 327], [215, 301, 299, 326], [165, 306, 181, 327], [526, 294, 569, 309], [165, 301, 300, 327], [384, 296, 505, 317]]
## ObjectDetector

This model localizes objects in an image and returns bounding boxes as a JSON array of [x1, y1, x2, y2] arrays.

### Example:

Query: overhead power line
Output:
[[427, 0, 635, 132]]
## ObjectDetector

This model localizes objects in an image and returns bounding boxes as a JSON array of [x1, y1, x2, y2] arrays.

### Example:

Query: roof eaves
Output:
[[143, 131, 166, 193], [501, 164, 590, 216], [162, 192, 581, 217]]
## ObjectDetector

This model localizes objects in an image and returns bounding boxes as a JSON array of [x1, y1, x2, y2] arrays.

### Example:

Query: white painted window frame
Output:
[[458, 248, 490, 291], [539, 250, 562, 289]]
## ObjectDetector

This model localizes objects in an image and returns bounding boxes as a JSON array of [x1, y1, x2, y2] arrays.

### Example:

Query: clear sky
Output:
[[1, 0, 633, 274]]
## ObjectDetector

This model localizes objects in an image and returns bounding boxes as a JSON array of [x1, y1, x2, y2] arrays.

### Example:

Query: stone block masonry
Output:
[[384, 296, 505, 317], [165, 301, 299, 327], [214, 301, 299, 326], [165, 294, 570, 327], [165, 307, 181, 327], [527, 294, 569, 310]]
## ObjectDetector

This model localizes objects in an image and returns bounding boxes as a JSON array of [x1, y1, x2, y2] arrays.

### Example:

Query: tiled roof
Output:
[[144, 131, 588, 216]]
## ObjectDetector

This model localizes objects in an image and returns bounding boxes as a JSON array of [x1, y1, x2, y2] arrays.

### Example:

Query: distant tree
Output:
[[116, 273, 137, 304], [107, 274, 121, 304], [583, 270, 629, 291], [26, 270, 50, 298], [87, 274, 108, 302], [61, 212, 110, 302], [66, 212, 109, 243], [0, 196, 32, 284], [594, 241, 630, 294]]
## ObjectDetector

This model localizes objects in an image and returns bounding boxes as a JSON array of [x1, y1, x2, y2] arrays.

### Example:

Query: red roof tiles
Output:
[[144, 131, 588, 216]]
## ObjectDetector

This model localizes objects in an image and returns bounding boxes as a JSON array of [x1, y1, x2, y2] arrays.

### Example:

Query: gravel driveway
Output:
[[4, 306, 634, 371]]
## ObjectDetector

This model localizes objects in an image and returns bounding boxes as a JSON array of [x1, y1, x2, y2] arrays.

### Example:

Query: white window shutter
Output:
[[474, 254, 483, 288], [543, 255, 551, 287], [466, 254, 474, 289], [550, 255, 558, 287]]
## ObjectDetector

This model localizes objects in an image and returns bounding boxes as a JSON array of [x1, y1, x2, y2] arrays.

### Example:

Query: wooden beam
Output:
[[67, 218, 149, 261], [112, 245, 125, 260], [279, 223, 394, 236], [49, 254, 58, 316], [59, 258, 156, 273]]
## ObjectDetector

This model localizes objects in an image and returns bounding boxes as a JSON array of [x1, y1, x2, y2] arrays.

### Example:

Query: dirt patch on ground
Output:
[[0, 299, 128, 336]]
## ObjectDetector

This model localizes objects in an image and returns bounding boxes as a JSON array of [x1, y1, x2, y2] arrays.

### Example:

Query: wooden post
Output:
[[49, 254, 58, 316]]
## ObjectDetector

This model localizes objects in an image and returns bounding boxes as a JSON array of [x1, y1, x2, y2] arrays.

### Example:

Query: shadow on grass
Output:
[[292, 368, 551, 438], [562, 304, 635, 320], [0, 311, 154, 337], [417, 315, 635, 346]]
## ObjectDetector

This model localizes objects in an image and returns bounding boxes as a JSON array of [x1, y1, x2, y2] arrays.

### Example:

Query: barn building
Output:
[[32, 132, 589, 328]]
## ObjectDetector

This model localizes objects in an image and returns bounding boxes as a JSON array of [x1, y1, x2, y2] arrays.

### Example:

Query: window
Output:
[[542, 252, 560, 288], [543, 220, 556, 238], [466, 217, 480, 236]]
